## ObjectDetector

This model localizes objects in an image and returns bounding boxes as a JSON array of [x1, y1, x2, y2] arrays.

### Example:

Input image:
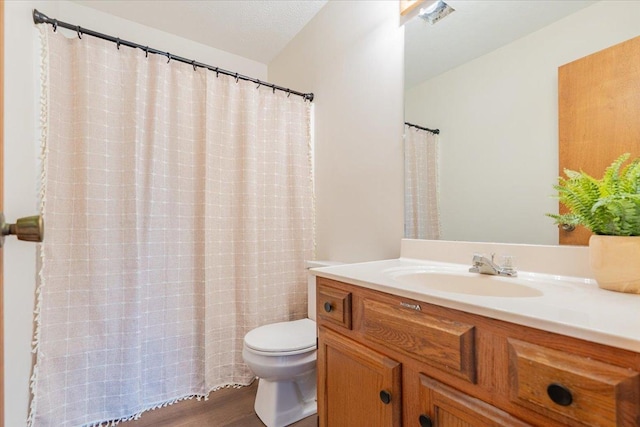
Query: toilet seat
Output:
[[244, 318, 316, 356]]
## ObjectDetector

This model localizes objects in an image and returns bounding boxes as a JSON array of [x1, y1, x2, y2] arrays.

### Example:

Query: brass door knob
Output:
[[1, 213, 44, 247]]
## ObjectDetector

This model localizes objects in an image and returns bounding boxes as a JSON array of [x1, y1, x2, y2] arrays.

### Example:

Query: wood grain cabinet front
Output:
[[362, 298, 476, 383], [508, 339, 640, 427], [419, 375, 532, 427], [317, 279, 352, 330], [316, 279, 640, 427], [317, 326, 401, 427]]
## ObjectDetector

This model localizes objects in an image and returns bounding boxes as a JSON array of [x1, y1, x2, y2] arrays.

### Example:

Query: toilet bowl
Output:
[[242, 260, 341, 427], [243, 319, 317, 427]]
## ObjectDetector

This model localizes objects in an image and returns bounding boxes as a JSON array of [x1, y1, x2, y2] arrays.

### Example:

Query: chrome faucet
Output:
[[469, 253, 517, 277]]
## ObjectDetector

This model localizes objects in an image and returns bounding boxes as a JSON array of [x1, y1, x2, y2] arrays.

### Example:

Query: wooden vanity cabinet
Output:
[[317, 327, 402, 427], [418, 375, 532, 427], [316, 277, 640, 427]]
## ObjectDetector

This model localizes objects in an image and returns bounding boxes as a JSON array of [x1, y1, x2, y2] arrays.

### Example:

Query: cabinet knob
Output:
[[379, 390, 391, 404], [323, 302, 333, 313], [547, 383, 573, 406], [418, 414, 433, 427]]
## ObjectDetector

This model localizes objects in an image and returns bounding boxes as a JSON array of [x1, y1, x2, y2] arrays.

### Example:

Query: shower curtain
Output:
[[404, 125, 441, 239], [30, 28, 314, 427]]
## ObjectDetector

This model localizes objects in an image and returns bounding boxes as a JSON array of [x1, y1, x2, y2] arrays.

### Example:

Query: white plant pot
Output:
[[589, 235, 640, 294]]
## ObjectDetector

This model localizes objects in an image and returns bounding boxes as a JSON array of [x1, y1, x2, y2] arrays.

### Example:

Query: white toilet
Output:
[[242, 261, 339, 427]]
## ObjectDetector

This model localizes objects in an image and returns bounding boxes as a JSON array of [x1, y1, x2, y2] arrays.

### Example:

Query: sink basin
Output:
[[387, 269, 544, 298]]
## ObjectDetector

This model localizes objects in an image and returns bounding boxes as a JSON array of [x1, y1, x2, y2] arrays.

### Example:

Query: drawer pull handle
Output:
[[379, 390, 392, 404], [547, 383, 573, 406], [418, 414, 433, 427], [323, 302, 333, 313]]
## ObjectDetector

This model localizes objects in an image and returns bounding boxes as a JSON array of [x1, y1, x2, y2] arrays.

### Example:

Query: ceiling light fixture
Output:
[[418, 0, 455, 25]]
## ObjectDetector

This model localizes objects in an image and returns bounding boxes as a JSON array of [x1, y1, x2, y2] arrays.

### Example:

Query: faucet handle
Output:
[[470, 253, 482, 272], [500, 255, 517, 274]]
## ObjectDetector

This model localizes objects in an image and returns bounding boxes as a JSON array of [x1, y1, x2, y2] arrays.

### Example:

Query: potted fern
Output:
[[548, 153, 640, 294]]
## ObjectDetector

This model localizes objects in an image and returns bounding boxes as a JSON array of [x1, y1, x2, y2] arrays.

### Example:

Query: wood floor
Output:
[[120, 381, 317, 427]]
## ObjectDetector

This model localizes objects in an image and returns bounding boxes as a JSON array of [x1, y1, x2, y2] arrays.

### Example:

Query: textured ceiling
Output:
[[405, 0, 596, 88], [72, 0, 329, 64]]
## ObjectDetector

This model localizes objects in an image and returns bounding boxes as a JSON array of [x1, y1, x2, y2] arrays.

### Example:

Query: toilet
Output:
[[242, 260, 340, 427]]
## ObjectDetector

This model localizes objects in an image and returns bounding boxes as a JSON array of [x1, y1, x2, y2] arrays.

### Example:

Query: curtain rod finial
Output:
[[33, 9, 49, 25]]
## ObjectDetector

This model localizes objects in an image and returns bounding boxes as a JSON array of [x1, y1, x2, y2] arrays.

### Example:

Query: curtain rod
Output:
[[405, 122, 440, 135], [32, 9, 314, 102]]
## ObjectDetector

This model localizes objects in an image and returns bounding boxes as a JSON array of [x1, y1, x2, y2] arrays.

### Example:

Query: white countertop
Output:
[[311, 257, 640, 353]]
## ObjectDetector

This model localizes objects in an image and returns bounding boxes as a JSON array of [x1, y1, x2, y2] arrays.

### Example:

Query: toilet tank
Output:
[[306, 260, 343, 321]]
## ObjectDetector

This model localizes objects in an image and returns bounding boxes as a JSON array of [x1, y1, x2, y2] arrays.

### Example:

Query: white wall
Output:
[[269, 0, 405, 263], [405, 1, 640, 245], [3, 2, 267, 425]]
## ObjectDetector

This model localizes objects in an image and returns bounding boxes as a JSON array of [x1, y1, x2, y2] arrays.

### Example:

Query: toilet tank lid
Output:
[[306, 260, 344, 269], [244, 318, 317, 353]]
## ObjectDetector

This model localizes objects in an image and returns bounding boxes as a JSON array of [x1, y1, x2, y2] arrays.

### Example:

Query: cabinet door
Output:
[[418, 375, 532, 427], [318, 326, 402, 427]]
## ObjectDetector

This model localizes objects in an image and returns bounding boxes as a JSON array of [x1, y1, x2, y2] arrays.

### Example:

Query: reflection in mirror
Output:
[[404, 123, 440, 240], [404, 0, 640, 245]]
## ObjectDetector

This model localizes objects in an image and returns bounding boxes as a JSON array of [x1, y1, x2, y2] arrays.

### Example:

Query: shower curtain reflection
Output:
[[404, 124, 441, 239]]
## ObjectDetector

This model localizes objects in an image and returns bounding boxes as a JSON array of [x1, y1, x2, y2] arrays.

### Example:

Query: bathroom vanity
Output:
[[312, 240, 640, 427]]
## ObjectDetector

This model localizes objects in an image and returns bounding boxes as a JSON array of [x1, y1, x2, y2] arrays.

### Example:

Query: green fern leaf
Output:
[[548, 153, 640, 236]]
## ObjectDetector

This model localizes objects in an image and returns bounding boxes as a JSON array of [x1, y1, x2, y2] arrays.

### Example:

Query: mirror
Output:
[[404, 0, 640, 245]]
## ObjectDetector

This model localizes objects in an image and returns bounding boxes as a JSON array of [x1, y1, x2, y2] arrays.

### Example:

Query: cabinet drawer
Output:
[[362, 298, 476, 383], [419, 375, 532, 427], [317, 283, 352, 329], [508, 339, 640, 427]]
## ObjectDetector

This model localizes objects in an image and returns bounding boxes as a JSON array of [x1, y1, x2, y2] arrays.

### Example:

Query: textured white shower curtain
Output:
[[30, 28, 314, 427], [404, 125, 441, 239]]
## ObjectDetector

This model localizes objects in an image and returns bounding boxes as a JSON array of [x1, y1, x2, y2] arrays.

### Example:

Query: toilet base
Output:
[[254, 375, 317, 427]]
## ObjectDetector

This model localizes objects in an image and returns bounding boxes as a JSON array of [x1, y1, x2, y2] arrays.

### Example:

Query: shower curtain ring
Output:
[[52, 19, 58, 32], [272, 84, 276, 94], [166, 53, 172, 64], [287, 89, 291, 98], [76, 26, 82, 39], [116, 38, 121, 50], [192, 60, 197, 71], [145, 46, 149, 58], [215, 68, 219, 78], [256, 80, 261, 89], [235, 73, 239, 83]]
